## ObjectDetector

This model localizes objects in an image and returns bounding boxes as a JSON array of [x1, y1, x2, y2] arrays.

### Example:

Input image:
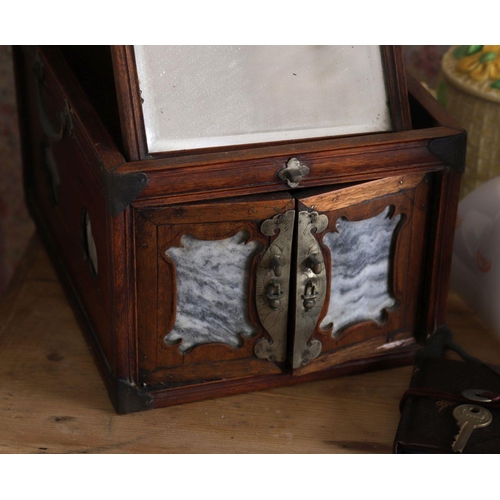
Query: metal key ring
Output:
[[462, 389, 493, 403]]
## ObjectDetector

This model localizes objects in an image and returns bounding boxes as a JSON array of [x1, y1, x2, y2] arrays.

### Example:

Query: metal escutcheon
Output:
[[292, 211, 328, 369], [254, 210, 295, 363], [277, 158, 310, 188]]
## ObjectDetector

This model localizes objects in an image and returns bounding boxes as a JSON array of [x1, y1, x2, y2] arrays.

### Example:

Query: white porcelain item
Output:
[[451, 176, 500, 337]]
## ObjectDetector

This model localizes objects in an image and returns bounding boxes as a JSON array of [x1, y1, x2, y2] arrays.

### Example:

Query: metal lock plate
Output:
[[292, 210, 329, 368], [254, 210, 295, 363]]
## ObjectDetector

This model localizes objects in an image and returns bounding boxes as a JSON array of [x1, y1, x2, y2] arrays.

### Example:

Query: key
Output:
[[452, 404, 492, 453]]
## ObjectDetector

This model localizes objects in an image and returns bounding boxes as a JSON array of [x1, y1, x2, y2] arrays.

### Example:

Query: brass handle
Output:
[[266, 278, 284, 310], [306, 254, 322, 274], [270, 256, 282, 277], [302, 279, 318, 311]]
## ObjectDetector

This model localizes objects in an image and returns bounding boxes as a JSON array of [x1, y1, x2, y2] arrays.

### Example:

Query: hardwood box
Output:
[[13, 46, 465, 413]]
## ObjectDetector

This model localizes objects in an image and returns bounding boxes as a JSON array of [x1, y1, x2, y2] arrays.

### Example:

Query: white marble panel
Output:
[[165, 231, 261, 353], [320, 207, 401, 336]]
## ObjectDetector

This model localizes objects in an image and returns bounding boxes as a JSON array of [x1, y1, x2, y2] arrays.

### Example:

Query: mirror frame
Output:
[[111, 45, 411, 162]]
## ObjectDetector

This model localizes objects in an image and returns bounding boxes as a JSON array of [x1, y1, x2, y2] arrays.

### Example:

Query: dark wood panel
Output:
[[37, 46, 124, 173], [149, 348, 418, 410], [109, 207, 137, 381], [146, 357, 283, 386], [298, 173, 425, 212], [291, 332, 417, 376], [136, 194, 296, 386], [58, 46, 124, 155], [404, 174, 433, 342], [110, 46, 148, 162], [293, 175, 430, 377], [121, 141, 446, 206], [16, 45, 121, 380], [135, 212, 164, 377], [382, 46, 411, 132], [423, 168, 463, 334], [140, 193, 294, 225], [121, 126, 449, 174]]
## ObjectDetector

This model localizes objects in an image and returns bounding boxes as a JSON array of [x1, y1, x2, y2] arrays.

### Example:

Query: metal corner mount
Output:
[[428, 131, 467, 173], [114, 379, 154, 414], [105, 170, 149, 217]]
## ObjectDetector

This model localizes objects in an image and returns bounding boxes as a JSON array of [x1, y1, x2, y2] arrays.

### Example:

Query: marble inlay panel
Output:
[[165, 231, 261, 353], [320, 206, 401, 336]]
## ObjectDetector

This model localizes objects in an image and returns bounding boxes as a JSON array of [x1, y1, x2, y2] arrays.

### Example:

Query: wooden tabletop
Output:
[[1, 234, 500, 454]]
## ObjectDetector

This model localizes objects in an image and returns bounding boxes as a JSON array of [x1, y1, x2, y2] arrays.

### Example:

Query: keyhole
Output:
[[303, 279, 318, 310], [305, 280, 315, 297]]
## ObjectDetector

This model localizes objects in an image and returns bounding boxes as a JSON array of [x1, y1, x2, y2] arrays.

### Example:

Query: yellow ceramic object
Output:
[[456, 46, 500, 83], [439, 46, 500, 198]]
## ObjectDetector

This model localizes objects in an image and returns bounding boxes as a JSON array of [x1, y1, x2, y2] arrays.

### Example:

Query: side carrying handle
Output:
[[33, 53, 73, 143]]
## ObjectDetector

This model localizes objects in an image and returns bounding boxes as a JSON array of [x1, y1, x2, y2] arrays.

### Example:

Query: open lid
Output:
[[111, 46, 411, 161]]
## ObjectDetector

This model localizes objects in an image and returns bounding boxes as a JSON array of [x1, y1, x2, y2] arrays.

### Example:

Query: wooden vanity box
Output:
[[13, 46, 465, 413]]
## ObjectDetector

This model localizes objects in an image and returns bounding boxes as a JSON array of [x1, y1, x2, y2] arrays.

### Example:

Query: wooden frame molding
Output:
[[110, 46, 148, 161]]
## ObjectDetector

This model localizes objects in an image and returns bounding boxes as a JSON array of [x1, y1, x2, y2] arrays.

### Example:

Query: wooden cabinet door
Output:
[[292, 173, 431, 374], [134, 193, 295, 387]]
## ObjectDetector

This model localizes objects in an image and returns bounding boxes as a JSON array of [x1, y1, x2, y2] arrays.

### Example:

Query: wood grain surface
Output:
[[1, 234, 500, 454]]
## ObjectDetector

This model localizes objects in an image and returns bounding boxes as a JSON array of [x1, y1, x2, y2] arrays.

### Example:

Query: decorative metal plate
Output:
[[254, 210, 295, 363], [292, 211, 329, 368]]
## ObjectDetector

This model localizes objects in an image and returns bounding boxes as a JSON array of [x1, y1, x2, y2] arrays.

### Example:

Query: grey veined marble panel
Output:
[[320, 206, 401, 336], [164, 231, 262, 353]]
